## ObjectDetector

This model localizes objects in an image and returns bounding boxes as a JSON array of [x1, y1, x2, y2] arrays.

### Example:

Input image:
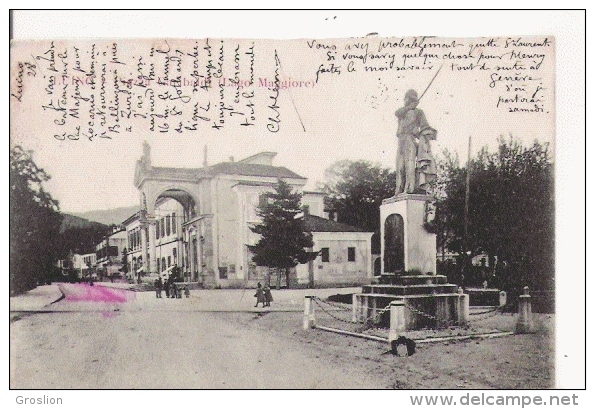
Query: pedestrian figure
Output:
[[155, 278, 162, 298], [164, 279, 170, 298], [184, 285, 190, 298], [254, 282, 266, 307], [263, 284, 273, 307]]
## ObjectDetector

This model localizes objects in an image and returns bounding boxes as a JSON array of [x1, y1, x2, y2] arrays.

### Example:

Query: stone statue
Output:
[[395, 89, 437, 195], [141, 140, 151, 168]]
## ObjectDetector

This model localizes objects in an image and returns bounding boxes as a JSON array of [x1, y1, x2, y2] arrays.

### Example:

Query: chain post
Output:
[[516, 286, 534, 333], [303, 296, 316, 330], [352, 293, 359, 323], [388, 299, 406, 343], [458, 287, 469, 326], [499, 291, 507, 307]]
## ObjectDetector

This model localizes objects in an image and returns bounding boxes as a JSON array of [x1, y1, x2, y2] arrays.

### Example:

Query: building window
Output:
[[168, 256, 171, 267], [166, 215, 171, 236], [160, 219, 165, 238], [348, 247, 356, 262], [321, 247, 330, 263], [162, 257, 166, 272], [156, 221, 160, 239], [172, 213, 176, 234], [173, 248, 177, 265]]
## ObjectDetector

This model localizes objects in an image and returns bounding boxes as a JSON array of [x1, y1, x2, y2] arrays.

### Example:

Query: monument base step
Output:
[[363, 283, 458, 296], [379, 273, 448, 285]]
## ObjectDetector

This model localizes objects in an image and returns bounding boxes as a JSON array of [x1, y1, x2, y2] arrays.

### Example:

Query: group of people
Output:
[[154, 276, 190, 299], [254, 282, 273, 307]]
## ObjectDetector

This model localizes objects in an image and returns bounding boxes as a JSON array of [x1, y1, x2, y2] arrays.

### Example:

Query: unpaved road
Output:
[[10, 284, 382, 389], [10, 283, 554, 389]]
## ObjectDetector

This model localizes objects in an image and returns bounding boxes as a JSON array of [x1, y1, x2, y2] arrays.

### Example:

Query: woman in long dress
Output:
[[263, 284, 273, 307], [254, 282, 266, 307]]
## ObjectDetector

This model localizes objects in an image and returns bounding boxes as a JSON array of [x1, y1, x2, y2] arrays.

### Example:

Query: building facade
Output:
[[125, 142, 373, 288], [296, 212, 373, 287], [95, 229, 127, 280], [71, 253, 96, 278]]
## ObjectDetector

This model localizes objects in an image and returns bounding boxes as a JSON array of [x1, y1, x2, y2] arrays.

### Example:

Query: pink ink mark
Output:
[[64, 283, 135, 303]]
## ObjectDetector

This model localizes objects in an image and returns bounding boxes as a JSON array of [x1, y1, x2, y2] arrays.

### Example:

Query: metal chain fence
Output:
[[311, 297, 392, 333], [310, 295, 519, 340]]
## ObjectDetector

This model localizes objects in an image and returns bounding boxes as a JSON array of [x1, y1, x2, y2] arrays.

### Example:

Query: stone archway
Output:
[[146, 186, 200, 278], [145, 183, 201, 217]]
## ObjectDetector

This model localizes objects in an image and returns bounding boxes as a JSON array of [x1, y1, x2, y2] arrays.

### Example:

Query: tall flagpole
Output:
[[464, 135, 472, 268]]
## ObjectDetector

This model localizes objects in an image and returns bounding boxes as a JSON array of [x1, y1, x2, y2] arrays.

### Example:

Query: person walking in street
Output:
[[155, 278, 162, 298], [164, 278, 170, 298], [254, 282, 265, 308], [184, 285, 190, 298], [171, 282, 178, 299], [263, 284, 273, 307]]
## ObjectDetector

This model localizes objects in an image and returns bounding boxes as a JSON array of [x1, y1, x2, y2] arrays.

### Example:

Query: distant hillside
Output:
[[60, 214, 108, 233], [72, 205, 138, 226]]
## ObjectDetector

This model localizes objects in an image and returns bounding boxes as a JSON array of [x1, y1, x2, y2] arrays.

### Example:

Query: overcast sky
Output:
[[10, 11, 575, 215]]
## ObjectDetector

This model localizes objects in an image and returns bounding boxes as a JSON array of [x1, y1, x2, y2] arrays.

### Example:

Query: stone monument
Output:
[[383, 88, 437, 275], [353, 89, 468, 331]]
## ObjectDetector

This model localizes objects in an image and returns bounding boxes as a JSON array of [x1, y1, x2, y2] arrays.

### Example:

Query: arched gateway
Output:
[[131, 142, 307, 288]]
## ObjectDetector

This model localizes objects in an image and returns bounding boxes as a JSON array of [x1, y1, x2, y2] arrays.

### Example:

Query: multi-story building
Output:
[[122, 212, 143, 281], [95, 228, 127, 280], [122, 142, 373, 288], [71, 253, 97, 278]]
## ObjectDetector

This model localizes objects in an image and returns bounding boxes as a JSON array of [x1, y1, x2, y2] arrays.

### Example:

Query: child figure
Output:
[[254, 282, 265, 307], [263, 284, 273, 307], [184, 285, 190, 298]]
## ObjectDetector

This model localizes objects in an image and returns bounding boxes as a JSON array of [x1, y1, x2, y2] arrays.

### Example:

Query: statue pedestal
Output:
[[352, 194, 465, 331], [380, 194, 436, 275]]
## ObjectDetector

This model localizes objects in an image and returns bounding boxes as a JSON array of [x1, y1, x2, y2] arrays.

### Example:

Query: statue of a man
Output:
[[395, 89, 437, 195]]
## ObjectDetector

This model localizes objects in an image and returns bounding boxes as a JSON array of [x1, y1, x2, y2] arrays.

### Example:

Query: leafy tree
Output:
[[57, 225, 109, 256], [435, 136, 554, 306], [121, 248, 129, 275], [10, 145, 63, 294], [320, 160, 395, 253], [249, 180, 314, 289]]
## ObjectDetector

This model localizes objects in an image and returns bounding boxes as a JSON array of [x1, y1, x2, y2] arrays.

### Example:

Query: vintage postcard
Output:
[[10, 24, 570, 394]]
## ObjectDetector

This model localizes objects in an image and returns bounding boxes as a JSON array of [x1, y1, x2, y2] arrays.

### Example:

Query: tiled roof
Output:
[[207, 162, 305, 179], [301, 214, 370, 233]]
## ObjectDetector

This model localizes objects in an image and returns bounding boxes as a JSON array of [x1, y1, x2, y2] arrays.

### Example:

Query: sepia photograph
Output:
[[8, 9, 585, 398]]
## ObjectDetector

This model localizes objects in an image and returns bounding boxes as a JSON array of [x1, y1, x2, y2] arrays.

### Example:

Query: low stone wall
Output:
[[465, 288, 501, 306]]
